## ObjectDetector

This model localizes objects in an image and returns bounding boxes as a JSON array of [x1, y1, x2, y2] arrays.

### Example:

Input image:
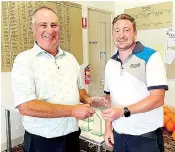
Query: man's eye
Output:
[[114, 30, 119, 33], [51, 25, 56, 27], [124, 29, 129, 32], [41, 25, 46, 28], [51, 24, 58, 28]]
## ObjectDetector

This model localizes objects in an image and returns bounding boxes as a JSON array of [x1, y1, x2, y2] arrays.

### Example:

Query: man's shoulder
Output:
[[106, 58, 117, 65], [18, 48, 35, 56], [14, 48, 36, 63], [144, 46, 157, 54], [61, 49, 78, 62], [135, 46, 157, 64], [62, 49, 74, 57], [105, 58, 117, 69]]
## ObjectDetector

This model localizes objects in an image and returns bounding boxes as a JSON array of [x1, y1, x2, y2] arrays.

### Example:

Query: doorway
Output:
[[88, 9, 112, 86]]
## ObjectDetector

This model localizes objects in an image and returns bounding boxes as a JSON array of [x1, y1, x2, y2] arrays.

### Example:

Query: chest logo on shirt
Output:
[[130, 63, 140, 68]]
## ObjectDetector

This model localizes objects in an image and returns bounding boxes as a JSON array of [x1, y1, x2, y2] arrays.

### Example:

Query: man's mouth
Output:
[[43, 35, 55, 40], [118, 40, 126, 43]]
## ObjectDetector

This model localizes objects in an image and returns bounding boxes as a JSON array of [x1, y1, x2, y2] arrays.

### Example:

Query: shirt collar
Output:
[[111, 41, 144, 60], [33, 42, 65, 57], [132, 41, 144, 54]]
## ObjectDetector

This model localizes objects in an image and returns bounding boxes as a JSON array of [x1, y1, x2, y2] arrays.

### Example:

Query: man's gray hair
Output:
[[32, 6, 58, 24]]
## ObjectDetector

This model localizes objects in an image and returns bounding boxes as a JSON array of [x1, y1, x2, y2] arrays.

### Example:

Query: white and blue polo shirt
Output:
[[104, 41, 168, 135]]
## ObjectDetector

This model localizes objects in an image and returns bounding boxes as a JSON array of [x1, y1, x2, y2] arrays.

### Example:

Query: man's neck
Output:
[[47, 49, 58, 56], [119, 43, 136, 62], [36, 41, 59, 57]]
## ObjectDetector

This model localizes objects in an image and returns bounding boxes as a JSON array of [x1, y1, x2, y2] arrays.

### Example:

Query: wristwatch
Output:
[[124, 107, 131, 117]]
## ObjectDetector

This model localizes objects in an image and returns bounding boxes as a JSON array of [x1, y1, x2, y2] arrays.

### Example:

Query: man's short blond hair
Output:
[[112, 14, 136, 32]]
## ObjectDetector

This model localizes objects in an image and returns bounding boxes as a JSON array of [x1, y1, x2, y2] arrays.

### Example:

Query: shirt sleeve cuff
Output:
[[147, 85, 168, 91], [104, 91, 110, 94]]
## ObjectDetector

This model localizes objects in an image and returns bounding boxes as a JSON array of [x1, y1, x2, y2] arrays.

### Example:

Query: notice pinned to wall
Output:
[[165, 31, 175, 65], [124, 1, 173, 30], [165, 31, 175, 79]]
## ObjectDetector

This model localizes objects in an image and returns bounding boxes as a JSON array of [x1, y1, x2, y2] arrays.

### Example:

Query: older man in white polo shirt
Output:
[[11, 6, 104, 152]]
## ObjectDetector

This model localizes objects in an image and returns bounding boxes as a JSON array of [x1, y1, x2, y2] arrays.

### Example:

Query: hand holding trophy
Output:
[[90, 96, 108, 110]]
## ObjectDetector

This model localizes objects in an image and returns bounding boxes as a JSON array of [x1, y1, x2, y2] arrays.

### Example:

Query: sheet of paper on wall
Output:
[[165, 31, 175, 65], [167, 41, 175, 51]]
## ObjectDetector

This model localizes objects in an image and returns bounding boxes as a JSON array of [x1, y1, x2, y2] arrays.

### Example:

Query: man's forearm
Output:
[[128, 89, 165, 115], [105, 120, 112, 131], [79, 89, 90, 104], [105, 94, 112, 130], [18, 100, 74, 118]]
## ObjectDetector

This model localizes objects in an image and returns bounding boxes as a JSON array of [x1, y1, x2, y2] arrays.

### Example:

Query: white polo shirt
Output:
[[11, 43, 84, 138], [104, 41, 168, 135]]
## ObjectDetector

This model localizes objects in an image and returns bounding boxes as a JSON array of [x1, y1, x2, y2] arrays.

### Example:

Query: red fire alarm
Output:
[[82, 17, 87, 28]]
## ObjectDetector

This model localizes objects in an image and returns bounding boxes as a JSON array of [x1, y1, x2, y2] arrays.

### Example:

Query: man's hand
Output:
[[101, 106, 124, 121], [89, 96, 108, 109], [104, 128, 114, 147], [71, 104, 95, 120]]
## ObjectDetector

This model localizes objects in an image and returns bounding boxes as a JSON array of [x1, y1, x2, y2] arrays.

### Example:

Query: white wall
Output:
[[1, 73, 25, 151], [165, 80, 175, 111], [114, 0, 175, 110], [75, 1, 115, 12], [1, 1, 115, 151]]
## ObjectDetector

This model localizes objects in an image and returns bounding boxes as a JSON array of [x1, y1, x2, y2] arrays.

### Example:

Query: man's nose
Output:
[[119, 31, 125, 38], [46, 26, 54, 34]]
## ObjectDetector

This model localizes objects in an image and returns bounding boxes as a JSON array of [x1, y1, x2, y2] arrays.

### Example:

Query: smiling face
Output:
[[112, 19, 137, 52], [32, 9, 60, 53]]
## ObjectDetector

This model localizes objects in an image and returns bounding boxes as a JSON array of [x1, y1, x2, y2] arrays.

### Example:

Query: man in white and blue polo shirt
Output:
[[101, 14, 168, 152]]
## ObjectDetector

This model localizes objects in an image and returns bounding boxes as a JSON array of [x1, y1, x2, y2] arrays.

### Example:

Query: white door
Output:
[[88, 9, 112, 86]]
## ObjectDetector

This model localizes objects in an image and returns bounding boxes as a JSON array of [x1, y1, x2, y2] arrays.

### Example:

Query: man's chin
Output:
[[45, 43, 58, 48], [41, 45, 57, 51], [118, 46, 128, 51]]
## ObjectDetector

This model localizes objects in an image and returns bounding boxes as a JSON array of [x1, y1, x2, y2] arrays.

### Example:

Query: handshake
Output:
[[89, 96, 108, 110], [71, 96, 108, 120]]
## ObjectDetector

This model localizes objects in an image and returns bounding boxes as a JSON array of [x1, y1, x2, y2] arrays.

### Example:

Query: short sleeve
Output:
[[146, 52, 168, 91], [104, 63, 110, 94], [11, 54, 36, 108], [77, 70, 85, 90]]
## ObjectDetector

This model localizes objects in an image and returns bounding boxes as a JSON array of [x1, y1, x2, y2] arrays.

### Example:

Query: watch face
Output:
[[124, 107, 131, 117]]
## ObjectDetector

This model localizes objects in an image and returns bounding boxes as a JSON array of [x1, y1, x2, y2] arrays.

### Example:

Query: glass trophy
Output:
[[89, 82, 107, 109], [79, 117, 93, 132], [91, 108, 105, 136], [89, 82, 106, 136]]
